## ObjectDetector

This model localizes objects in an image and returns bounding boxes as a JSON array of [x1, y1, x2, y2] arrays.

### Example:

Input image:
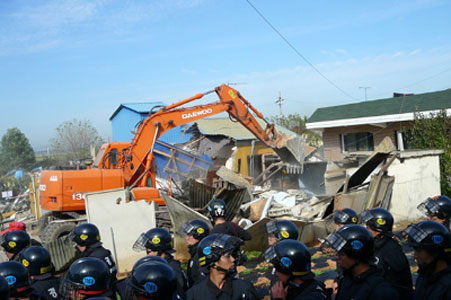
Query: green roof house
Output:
[[306, 89, 451, 161]]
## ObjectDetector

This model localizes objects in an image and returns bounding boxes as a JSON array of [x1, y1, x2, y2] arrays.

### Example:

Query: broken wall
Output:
[[387, 150, 443, 221]]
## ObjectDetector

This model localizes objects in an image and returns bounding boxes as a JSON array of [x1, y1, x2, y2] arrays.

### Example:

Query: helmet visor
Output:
[[64, 231, 77, 246], [264, 245, 277, 264], [320, 231, 347, 256], [59, 276, 105, 300], [266, 221, 278, 236], [400, 223, 429, 246], [212, 234, 242, 255], [133, 233, 149, 252], [360, 210, 374, 223], [0, 234, 5, 246], [417, 199, 439, 217], [181, 222, 195, 236]]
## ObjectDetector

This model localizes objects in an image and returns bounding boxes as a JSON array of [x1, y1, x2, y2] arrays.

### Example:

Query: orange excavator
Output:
[[38, 84, 302, 242]]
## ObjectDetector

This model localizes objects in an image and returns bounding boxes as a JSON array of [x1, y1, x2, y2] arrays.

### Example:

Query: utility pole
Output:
[[275, 92, 284, 117], [359, 86, 371, 101]]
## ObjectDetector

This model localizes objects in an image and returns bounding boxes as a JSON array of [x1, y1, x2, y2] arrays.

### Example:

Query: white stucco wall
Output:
[[388, 151, 442, 221]]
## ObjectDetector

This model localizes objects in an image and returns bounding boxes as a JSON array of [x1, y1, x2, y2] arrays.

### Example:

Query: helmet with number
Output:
[[69, 223, 100, 247], [61, 257, 110, 298], [19, 246, 53, 276], [0, 230, 30, 254], [418, 196, 451, 220], [181, 219, 210, 240], [361, 208, 394, 233], [321, 224, 374, 262], [400, 220, 451, 252], [126, 262, 177, 300], [333, 208, 359, 225], [207, 199, 227, 221], [197, 234, 242, 268], [0, 276, 9, 300], [0, 261, 31, 296], [266, 220, 299, 241], [133, 228, 172, 253], [265, 240, 311, 278]]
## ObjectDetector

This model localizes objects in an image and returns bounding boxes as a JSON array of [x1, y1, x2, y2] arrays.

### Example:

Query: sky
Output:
[[1, 0, 450, 151]]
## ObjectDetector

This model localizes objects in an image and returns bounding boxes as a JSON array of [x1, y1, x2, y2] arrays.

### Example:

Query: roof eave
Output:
[[306, 108, 451, 129]]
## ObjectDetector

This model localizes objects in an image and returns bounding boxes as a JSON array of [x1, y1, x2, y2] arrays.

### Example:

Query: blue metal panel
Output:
[[111, 108, 142, 142], [153, 140, 212, 182]]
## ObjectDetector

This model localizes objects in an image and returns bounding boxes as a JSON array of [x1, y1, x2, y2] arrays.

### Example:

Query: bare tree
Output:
[[50, 119, 105, 163]]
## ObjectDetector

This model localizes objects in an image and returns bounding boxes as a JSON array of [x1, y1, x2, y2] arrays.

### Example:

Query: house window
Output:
[[341, 132, 374, 152]]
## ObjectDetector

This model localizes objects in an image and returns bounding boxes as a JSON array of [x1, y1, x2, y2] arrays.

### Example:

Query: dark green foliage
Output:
[[270, 113, 322, 147], [406, 109, 451, 196], [0, 127, 36, 174]]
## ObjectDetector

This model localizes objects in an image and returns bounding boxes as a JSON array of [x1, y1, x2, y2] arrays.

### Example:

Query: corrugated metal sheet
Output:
[[195, 118, 297, 140]]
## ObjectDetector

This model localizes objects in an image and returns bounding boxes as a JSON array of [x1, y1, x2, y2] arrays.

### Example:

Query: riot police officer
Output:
[[20, 246, 60, 300], [1, 230, 30, 261], [60, 257, 114, 299], [69, 223, 117, 282], [265, 239, 327, 300], [400, 220, 451, 299], [133, 227, 187, 293], [266, 219, 299, 246], [361, 208, 413, 298], [125, 261, 180, 300], [0, 261, 44, 299], [187, 234, 259, 300], [333, 208, 359, 229], [0, 276, 9, 300], [417, 195, 451, 232], [115, 255, 168, 299], [181, 219, 210, 287], [321, 224, 399, 300], [208, 199, 251, 241]]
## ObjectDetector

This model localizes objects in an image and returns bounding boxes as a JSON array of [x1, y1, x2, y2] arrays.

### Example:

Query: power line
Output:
[[245, 0, 359, 101]]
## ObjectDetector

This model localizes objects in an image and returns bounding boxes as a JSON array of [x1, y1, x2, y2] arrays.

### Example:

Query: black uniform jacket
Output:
[[187, 276, 259, 300], [80, 242, 117, 280], [187, 243, 206, 288], [30, 273, 60, 300], [336, 267, 399, 300], [414, 265, 451, 300], [273, 278, 328, 300], [210, 222, 252, 241], [166, 253, 188, 293], [373, 234, 413, 299]]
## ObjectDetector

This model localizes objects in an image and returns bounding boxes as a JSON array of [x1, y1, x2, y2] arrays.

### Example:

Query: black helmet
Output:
[[321, 224, 374, 262], [61, 257, 110, 298], [19, 246, 53, 276], [361, 208, 394, 233], [418, 196, 451, 220], [126, 262, 177, 300], [0, 261, 31, 296], [69, 223, 100, 247], [0, 276, 9, 300], [198, 234, 242, 268], [265, 240, 311, 277], [181, 219, 210, 240], [132, 256, 168, 272], [333, 208, 359, 225], [400, 220, 451, 252], [133, 227, 172, 253], [0, 230, 30, 254], [207, 199, 227, 221], [266, 220, 299, 241]]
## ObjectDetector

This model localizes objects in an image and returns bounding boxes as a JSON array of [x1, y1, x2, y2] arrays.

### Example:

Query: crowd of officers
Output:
[[0, 196, 450, 299]]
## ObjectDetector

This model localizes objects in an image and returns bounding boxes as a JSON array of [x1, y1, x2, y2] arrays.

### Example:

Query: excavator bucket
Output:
[[272, 134, 307, 169]]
